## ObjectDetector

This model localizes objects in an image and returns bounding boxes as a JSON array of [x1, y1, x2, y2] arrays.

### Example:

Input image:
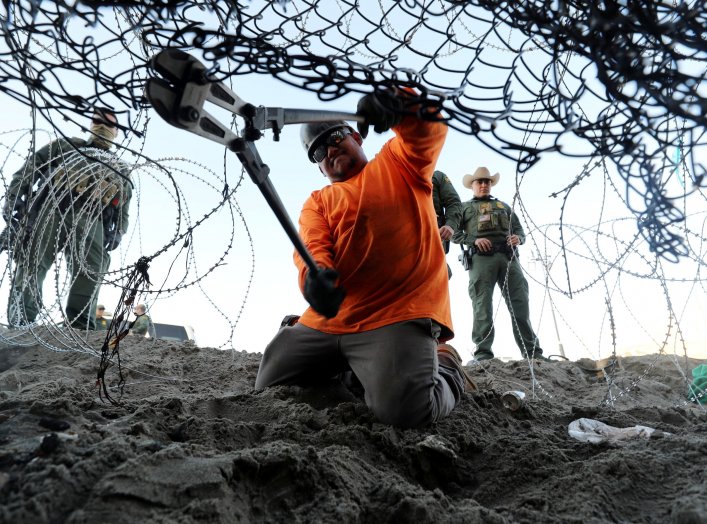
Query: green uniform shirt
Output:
[[131, 314, 152, 336], [5, 137, 86, 206], [4, 136, 132, 234], [431, 170, 462, 231], [452, 196, 526, 246]]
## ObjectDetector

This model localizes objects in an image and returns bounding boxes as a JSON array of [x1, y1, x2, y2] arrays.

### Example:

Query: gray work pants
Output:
[[255, 318, 464, 428]]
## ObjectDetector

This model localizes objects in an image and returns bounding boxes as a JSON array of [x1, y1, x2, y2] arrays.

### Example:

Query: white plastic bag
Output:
[[568, 418, 671, 444]]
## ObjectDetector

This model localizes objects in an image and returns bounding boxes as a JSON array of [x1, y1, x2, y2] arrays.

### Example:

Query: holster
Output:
[[458, 245, 473, 271]]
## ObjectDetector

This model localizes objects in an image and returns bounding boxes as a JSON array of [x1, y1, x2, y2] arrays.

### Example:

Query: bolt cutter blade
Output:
[[145, 77, 188, 129], [150, 48, 205, 86], [147, 49, 251, 138]]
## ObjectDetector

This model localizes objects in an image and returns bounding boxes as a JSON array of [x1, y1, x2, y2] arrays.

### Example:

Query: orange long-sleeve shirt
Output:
[[295, 115, 453, 341]]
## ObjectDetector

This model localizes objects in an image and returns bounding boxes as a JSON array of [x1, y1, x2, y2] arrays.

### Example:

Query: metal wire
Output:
[[0, 1, 705, 406]]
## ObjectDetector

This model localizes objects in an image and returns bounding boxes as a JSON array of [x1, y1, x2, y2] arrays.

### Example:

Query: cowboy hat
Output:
[[462, 166, 500, 189]]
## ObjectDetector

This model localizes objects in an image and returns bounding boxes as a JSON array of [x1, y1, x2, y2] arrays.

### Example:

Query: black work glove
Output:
[[303, 267, 346, 319], [104, 229, 123, 251], [356, 91, 404, 139]]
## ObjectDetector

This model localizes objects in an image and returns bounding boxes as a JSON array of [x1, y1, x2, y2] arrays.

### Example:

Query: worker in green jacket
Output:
[[432, 170, 462, 279], [452, 167, 545, 362], [3, 108, 132, 330], [130, 303, 153, 337], [95, 304, 109, 330]]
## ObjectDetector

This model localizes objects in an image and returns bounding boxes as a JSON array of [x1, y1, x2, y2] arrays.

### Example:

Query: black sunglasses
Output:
[[311, 128, 352, 163]]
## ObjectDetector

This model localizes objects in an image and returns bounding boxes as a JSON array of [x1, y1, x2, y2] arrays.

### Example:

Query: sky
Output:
[[2, 82, 705, 363], [0, 3, 706, 363]]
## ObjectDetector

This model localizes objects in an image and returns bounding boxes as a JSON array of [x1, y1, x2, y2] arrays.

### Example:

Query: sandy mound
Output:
[[0, 334, 705, 523]]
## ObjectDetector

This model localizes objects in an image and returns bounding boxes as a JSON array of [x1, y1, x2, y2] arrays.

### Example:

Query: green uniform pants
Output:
[[467, 252, 543, 359], [8, 204, 109, 329]]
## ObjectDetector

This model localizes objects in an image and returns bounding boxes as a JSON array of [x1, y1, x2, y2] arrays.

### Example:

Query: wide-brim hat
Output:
[[463, 166, 500, 189]]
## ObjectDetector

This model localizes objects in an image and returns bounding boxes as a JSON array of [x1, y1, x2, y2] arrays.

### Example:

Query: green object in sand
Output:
[[688, 364, 707, 405]]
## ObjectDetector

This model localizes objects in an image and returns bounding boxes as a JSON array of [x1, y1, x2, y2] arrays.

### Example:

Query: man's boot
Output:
[[437, 343, 477, 392]]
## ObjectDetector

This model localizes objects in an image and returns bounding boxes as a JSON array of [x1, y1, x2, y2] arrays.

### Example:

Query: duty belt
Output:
[[472, 241, 518, 259]]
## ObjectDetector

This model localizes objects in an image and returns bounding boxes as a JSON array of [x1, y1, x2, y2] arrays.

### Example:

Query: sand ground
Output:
[[0, 333, 705, 523]]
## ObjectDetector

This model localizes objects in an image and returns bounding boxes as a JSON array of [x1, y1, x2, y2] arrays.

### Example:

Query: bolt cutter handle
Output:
[[146, 49, 364, 277]]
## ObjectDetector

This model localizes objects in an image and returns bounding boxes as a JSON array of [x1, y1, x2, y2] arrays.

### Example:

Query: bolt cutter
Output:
[[145, 48, 364, 276]]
